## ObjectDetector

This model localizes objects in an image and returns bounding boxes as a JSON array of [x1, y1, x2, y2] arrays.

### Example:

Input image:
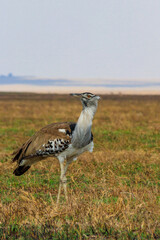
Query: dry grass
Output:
[[0, 93, 160, 239]]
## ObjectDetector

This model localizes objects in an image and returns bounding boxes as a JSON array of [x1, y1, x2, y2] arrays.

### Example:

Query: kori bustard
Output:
[[12, 92, 100, 203]]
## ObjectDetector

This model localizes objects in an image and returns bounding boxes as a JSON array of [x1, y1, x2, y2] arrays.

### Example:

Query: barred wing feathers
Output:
[[12, 122, 76, 164]]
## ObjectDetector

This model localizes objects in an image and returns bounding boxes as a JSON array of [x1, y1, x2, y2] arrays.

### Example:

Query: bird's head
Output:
[[70, 92, 100, 109]]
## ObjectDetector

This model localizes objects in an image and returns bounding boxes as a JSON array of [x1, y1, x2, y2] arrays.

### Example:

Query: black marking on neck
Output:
[[83, 101, 87, 107], [69, 123, 76, 133]]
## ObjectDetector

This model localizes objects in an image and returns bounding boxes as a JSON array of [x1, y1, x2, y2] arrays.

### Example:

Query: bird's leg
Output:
[[62, 176, 68, 202], [57, 162, 70, 204], [57, 180, 62, 204], [57, 162, 64, 204]]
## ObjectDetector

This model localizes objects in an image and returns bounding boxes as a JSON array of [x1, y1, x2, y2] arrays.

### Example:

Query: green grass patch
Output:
[[0, 223, 158, 240]]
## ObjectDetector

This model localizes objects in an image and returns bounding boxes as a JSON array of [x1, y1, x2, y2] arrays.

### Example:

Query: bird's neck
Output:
[[77, 106, 95, 127], [72, 105, 97, 148]]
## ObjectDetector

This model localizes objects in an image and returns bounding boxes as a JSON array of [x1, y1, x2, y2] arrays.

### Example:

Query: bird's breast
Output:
[[57, 141, 94, 163]]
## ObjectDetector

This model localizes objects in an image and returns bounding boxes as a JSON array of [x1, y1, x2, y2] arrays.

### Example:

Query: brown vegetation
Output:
[[0, 93, 160, 239]]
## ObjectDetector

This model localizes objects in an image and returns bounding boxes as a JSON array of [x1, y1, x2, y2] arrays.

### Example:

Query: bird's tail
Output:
[[13, 165, 31, 176]]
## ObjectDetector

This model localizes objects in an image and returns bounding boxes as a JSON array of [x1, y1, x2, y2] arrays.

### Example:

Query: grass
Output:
[[0, 93, 160, 239]]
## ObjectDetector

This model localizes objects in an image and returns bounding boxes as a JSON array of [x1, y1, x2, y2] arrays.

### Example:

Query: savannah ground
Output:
[[0, 93, 159, 239]]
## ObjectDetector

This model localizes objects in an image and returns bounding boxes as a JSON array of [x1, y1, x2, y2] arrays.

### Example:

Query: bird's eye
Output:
[[87, 95, 91, 98]]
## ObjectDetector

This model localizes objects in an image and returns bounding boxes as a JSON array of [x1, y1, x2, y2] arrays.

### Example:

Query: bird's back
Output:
[[12, 122, 76, 165]]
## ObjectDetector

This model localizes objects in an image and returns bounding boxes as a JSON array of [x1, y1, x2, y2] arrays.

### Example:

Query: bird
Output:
[[12, 92, 100, 203]]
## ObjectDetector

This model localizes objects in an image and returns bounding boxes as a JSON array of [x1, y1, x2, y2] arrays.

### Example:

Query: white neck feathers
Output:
[[77, 107, 94, 128], [71, 105, 97, 148]]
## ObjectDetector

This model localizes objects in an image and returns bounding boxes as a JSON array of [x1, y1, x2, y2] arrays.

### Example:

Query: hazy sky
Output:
[[0, 0, 160, 79]]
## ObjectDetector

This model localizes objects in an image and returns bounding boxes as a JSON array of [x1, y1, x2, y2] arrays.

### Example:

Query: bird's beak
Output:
[[70, 93, 82, 97]]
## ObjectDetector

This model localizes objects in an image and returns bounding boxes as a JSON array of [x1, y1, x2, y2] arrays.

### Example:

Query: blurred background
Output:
[[0, 0, 160, 94]]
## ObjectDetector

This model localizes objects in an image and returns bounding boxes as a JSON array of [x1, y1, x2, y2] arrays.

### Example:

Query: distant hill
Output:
[[0, 74, 72, 86], [1, 74, 160, 88]]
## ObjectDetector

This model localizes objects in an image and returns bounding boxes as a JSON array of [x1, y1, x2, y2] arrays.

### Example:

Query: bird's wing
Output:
[[12, 122, 76, 164]]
